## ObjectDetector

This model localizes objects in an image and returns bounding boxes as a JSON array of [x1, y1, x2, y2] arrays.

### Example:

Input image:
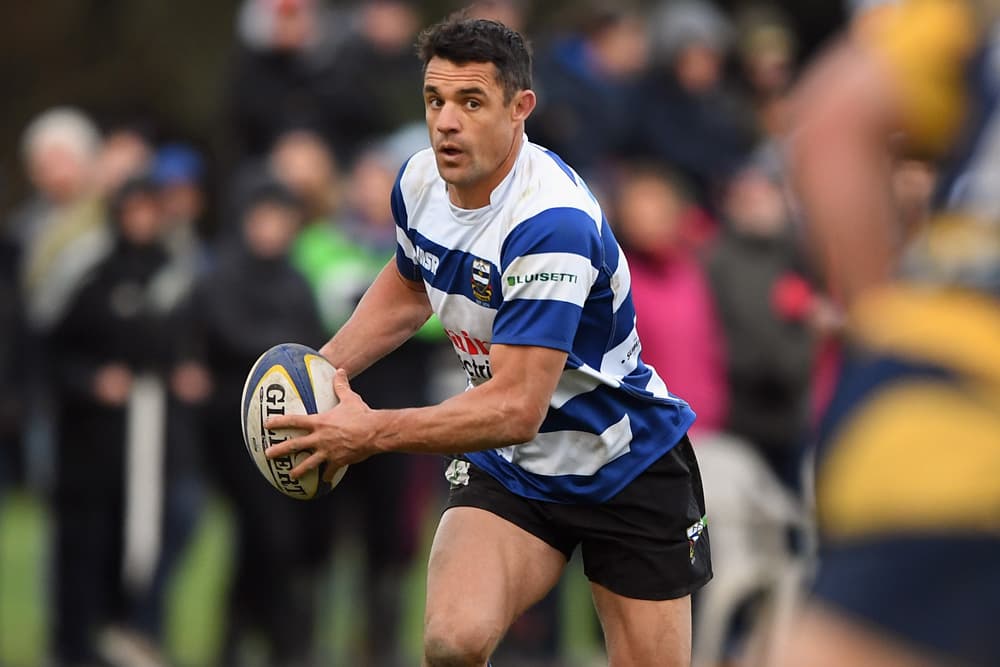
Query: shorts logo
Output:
[[687, 516, 707, 565], [445, 459, 471, 487], [471, 258, 493, 305]]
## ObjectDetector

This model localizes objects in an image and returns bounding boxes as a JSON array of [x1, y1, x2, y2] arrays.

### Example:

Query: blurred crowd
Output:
[[0, 1, 936, 667]]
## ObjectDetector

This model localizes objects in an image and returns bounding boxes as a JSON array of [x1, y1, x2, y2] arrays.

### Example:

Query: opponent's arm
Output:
[[790, 1, 975, 306], [265, 342, 568, 476], [319, 259, 433, 378], [789, 41, 900, 306]]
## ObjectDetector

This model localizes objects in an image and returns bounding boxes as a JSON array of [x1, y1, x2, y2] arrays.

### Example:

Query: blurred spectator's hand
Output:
[[171, 361, 213, 404], [93, 363, 133, 406]]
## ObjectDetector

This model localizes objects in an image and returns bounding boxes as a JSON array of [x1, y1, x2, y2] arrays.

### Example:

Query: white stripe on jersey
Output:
[[549, 367, 605, 409], [500, 414, 633, 476], [601, 320, 642, 377], [425, 282, 493, 342], [395, 226, 416, 261], [643, 365, 671, 397], [501, 252, 598, 305], [610, 253, 633, 312]]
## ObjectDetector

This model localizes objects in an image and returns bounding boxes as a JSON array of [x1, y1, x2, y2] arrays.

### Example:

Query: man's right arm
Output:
[[319, 260, 432, 378]]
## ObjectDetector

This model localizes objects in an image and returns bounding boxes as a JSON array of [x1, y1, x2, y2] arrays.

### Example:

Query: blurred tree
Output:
[[0, 0, 240, 213], [0, 0, 843, 215]]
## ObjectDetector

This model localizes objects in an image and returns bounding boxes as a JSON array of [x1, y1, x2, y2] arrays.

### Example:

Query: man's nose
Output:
[[435, 101, 461, 134]]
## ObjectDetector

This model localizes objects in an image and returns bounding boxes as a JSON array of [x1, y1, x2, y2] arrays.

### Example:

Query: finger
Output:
[[265, 413, 315, 432], [332, 368, 354, 401], [291, 451, 326, 479], [265, 432, 314, 460]]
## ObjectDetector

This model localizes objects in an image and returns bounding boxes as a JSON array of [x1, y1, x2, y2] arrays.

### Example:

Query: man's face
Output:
[[423, 57, 519, 193]]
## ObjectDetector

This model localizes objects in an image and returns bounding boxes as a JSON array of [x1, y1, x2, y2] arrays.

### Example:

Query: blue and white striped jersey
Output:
[[393, 137, 696, 503]]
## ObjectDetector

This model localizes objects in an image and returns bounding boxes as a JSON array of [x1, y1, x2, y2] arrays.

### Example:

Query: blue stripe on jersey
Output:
[[539, 378, 689, 437], [618, 361, 686, 404], [609, 296, 637, 349], [500, 208, 604, 273], [391, 158, 410, 232], [412, 231, 503, 309], [396, 251, 419, 281], [466, 396, 696, 503], [623, 362, 656, 396], [599, 215, 620, 274], [392, 158, 420, 280], [571, 278, 615, 369], [492, 298, 583, 352], [537, 382, 627, 434], [544, 149, 577, 185], [411, 231, 453, 284]]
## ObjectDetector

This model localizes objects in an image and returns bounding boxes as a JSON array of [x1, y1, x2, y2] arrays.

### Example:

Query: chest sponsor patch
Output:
[[506, 271, 579, 286]]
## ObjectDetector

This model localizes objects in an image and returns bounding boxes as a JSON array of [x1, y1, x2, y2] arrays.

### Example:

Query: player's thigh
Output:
[[424, 506, 567, 652], [574, 439, 708, 666], [592, 583, 691, 667]]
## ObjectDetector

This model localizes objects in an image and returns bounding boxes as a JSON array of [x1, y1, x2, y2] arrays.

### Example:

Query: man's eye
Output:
[[428, 98, 443, 109], [466, 99, 481, 110]]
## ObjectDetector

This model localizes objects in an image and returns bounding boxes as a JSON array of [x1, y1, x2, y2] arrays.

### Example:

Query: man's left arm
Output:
[[265, 341, 567, 477], [267, 207, 601, 477]]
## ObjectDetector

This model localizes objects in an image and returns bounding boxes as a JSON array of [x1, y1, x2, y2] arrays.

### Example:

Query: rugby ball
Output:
[[241, 343, 347, 499]]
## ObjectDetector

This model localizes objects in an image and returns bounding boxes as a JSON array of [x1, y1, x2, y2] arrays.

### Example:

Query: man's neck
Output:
[[449, 131, 523, 209]]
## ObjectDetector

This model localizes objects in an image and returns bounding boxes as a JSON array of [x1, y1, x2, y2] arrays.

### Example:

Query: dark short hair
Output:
[[416, 16, 532, 103]]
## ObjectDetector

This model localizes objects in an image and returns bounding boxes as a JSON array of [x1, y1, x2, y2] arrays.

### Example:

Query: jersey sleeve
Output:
[[392, 160, 420, 281], [856, 0, 978, 156], [492, 207, 601, 351]]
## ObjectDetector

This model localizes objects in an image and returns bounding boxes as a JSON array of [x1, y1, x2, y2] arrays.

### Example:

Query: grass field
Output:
[[0, 490, 604, 666]]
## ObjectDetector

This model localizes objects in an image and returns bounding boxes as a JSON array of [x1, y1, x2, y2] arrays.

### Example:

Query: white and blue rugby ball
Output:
[[241, 343, 347, 500]]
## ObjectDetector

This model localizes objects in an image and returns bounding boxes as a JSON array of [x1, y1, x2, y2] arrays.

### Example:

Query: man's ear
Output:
[[511, 89, 537, 123]]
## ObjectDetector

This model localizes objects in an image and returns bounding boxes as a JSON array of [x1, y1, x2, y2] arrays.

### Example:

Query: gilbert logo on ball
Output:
[[241, 343, 347, 499]]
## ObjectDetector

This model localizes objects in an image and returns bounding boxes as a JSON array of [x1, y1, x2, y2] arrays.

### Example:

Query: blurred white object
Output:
[[693, 432, 813, 667], [122, 373, 166, 595]]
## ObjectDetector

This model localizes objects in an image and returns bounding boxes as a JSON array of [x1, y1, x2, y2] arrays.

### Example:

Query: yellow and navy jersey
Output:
[[858, 0, 1000, 292], [813, 285, 1000, 666], [811, 7, 1000, 662]]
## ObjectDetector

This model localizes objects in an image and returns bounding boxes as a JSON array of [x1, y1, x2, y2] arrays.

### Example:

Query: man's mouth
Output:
[[439, 144, 463, 158]]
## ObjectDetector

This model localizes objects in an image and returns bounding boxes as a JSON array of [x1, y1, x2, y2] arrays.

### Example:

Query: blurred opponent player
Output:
[[264, 15, 711, 667], [784, 1, 1000, 666]]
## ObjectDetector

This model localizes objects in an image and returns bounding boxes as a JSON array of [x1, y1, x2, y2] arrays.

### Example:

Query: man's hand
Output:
[[264, 368, 379, 480]]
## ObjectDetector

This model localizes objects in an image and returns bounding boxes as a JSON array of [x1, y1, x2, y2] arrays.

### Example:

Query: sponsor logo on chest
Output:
[[445, 328, 493, 381], [506, 272, 579, 286]]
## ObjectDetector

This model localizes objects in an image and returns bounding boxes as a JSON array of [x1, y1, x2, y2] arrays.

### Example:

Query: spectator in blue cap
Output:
[[152, 143, 208, 275]]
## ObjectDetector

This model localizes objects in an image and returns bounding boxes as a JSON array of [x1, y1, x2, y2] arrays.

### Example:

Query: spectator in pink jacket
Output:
[[613, 164, 727, 434]]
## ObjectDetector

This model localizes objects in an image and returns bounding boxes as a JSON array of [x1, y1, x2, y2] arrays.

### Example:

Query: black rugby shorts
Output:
[[444, 435, 713, 600]]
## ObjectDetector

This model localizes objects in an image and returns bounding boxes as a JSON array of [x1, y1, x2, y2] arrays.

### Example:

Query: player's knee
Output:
[[423, 615, 500, 667]]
